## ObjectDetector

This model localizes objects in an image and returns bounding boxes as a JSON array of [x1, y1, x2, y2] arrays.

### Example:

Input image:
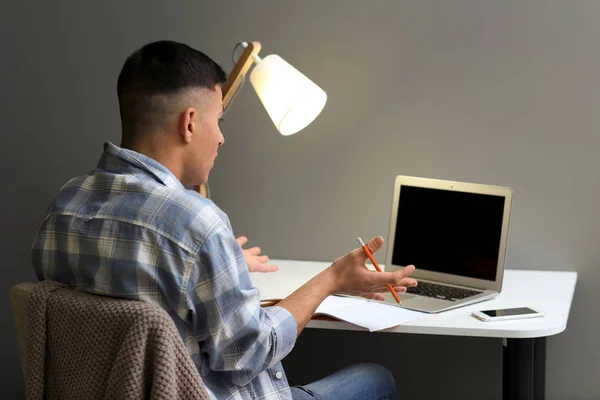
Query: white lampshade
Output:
[[249, 54, 327, 136]]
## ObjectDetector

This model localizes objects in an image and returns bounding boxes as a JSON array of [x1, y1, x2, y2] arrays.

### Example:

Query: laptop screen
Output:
[[391, 185, 506, 281]]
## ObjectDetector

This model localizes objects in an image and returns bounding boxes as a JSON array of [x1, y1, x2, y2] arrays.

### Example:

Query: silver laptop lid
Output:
[[385, 176, 513, 292]]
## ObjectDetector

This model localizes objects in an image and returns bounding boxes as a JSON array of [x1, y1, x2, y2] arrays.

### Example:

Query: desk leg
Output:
[[503, 337, 546, 400]]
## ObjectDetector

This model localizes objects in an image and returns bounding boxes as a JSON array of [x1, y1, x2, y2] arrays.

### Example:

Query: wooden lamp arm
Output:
[[194, 41, 262, 196], [222, 41, 261, 109]]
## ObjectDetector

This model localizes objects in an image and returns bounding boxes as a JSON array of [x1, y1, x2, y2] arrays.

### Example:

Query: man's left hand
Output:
[[236, 236, 279, 273]]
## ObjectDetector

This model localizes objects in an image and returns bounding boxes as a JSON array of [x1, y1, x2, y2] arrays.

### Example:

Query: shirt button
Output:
[[275, 371, 283, 379]]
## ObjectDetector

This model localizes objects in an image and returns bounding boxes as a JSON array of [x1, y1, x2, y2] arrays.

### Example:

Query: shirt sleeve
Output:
[[184, 222, 297, 387]]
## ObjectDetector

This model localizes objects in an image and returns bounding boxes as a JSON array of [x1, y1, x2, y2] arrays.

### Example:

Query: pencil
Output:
[[357, 237, 402, 305]]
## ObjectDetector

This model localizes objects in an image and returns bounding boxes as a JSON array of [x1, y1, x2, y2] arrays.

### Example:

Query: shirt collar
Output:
[[98, 142, 186, 191]]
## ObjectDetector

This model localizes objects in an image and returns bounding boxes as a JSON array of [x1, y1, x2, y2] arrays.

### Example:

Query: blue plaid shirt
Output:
[[32, 142, 298, 399]]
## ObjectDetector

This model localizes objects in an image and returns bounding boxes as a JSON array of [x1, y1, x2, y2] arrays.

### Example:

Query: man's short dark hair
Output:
[[117, 40, 227, 145]]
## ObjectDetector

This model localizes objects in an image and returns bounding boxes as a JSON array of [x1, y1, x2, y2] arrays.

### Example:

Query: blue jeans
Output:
[[290, 363, 397, 400]]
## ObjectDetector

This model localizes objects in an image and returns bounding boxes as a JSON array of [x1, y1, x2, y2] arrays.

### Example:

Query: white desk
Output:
[[251, 259, 578, 400]]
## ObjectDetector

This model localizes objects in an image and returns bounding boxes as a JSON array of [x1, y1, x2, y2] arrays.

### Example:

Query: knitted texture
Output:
[[10, 282, 35, 379], [26, 280, 210, 400]]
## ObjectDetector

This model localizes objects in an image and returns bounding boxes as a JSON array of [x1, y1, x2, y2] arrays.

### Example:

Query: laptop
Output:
[[382, 175, 513, 313]]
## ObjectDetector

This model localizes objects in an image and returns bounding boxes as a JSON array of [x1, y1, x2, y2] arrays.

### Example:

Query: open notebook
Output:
[[251, 260, 429, 332]]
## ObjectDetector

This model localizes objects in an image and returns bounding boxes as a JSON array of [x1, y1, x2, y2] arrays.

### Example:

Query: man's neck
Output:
[[124, 141, 185, 184]]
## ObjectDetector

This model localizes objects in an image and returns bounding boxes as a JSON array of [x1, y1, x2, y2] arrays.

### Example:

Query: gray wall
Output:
[[2, 1, 598, 398]]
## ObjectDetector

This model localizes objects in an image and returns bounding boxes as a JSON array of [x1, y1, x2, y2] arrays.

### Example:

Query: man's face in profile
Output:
[[183, 85, 224, 186]]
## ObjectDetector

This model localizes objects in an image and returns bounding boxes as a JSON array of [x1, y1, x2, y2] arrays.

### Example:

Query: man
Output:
[[32, 40, 417, 399]]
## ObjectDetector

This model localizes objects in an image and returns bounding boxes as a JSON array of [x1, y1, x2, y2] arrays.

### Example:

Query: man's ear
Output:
[[180, 107, 197, 144]]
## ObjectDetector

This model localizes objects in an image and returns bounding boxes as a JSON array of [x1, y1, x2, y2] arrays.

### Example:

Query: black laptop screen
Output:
[[391, 185, 505, 281]]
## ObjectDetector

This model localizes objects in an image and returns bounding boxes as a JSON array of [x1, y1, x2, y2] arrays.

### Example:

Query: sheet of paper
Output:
[[315, 295, 365, 312], [315, 296, 429, 332]]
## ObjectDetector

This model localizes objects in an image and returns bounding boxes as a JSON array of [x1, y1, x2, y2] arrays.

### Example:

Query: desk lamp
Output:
[[195, 41, 327, 197]]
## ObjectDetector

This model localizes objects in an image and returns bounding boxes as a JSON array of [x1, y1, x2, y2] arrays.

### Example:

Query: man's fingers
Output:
[[362, 293, 385, 301], [365, 236, 384, 255], [367, 266, 417, 288], [392, 279, 418, 291], [355, 236, 384, 262], [236, 236, 248, 246], [370, 286, 407, 294], [366, 271, 400, 287], [400, 264, 416, 277], [247, 246, 262, 256], [254, 264, 279, 273]]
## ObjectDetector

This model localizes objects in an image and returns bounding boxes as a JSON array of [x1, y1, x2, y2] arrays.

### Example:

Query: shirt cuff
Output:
[[263, 305, 297, 364]]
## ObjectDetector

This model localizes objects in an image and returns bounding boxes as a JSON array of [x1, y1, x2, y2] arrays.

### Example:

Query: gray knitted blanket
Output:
[[26, 280, 210, 400]]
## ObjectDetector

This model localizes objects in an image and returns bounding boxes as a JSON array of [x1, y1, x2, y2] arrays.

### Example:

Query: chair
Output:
[[10, 281, 211, 400], [11, 282, 34, 380]]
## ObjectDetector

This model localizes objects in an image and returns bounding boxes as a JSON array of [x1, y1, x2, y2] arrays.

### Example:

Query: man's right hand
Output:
[[326, 236, 417, 300], [276, 236, 416, 336]]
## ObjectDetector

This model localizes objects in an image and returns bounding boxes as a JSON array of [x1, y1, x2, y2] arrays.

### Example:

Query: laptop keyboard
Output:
[[406, 281, 482, 301]]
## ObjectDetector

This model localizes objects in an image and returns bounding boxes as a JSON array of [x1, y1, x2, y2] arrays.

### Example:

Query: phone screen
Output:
[[481, 307, 537, 317]]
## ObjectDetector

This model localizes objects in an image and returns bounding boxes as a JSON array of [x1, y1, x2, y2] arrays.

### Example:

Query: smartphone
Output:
[[471, 307, 544, 322]]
